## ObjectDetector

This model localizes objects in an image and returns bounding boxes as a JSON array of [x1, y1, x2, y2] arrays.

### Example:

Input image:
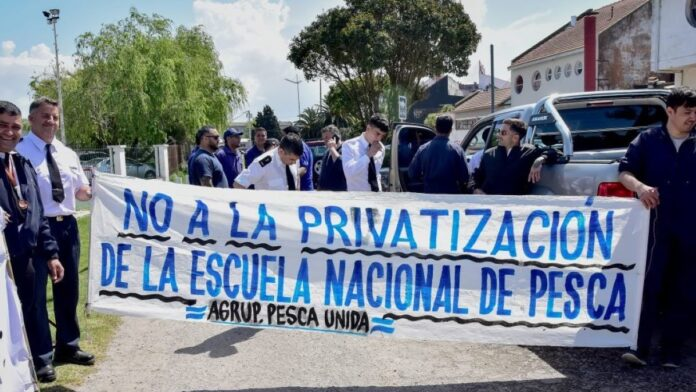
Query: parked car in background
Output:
[[82, 157, 157, 183], [390, 89, 671, 197], [305, 140, 327, 185]]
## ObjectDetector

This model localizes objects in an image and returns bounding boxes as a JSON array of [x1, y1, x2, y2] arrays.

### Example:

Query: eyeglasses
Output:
[[205, 135, 220, 140]]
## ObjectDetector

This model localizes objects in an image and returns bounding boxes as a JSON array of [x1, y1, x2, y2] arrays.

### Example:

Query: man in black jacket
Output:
[[0, 100, 63, 382], [472, 118, 558, 195]]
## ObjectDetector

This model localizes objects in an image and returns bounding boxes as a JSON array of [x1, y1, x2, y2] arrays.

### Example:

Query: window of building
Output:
[[532, 71, 542, 91], [515, 75, 524, 94], [564, 63, 572, 78], [554, 65, 562, 80], [688, 0, 696, 27], [545, 68, 553, 81], [575, 61, 583, 75]]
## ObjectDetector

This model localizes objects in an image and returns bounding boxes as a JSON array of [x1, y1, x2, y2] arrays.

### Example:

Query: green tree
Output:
[[30, 8, 246, 147], [253, 105, 281, 139], [288, 0, 479, 125], [424, 104, 455, 129], [296, 106, 327, 140]]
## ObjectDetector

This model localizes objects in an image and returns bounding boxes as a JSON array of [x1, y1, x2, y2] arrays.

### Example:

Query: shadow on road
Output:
[[174, 327, 261, 358], [182, 340, 696, 392], [41, 386, 78, 392]]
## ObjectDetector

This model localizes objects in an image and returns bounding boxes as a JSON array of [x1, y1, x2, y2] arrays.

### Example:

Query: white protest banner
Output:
[[0, 238, 36, 392], [88, 173, 648, 347]]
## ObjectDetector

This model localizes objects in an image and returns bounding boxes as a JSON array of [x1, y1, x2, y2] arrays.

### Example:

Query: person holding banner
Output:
[[408, 114, 469, 194], [472, 118, 558, 195], [342, 113, 389, 192], [618, 86, 696, 368], [0, 100, 65, 383], [189, 125, 228, 188], [233, 133, 302, 191]]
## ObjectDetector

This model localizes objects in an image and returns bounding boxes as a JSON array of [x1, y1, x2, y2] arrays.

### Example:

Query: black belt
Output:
[[47, 215, 74, 222]]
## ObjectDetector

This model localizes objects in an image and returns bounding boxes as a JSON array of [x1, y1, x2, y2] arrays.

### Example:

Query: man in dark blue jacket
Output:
[[318, 125, 347, 191], [408, 115, 469, 194], [618, 87, 696, 368], [283, 126, 314, 191], [472, 118, 558, 195], [0, 101, 64, 382]]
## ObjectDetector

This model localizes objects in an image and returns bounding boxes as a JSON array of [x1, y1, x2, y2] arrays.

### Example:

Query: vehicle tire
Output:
[[314, 159, 322, 175], [144, 171, 156, 179]]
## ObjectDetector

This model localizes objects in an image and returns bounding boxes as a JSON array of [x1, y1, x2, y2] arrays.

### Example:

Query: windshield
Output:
[[533, 105, 666, 151]]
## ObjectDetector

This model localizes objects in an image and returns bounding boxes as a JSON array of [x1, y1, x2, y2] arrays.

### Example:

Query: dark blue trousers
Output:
[[35, 215, 81, 365], [9, 254, 46, 367], [636, 213, 696, 356]]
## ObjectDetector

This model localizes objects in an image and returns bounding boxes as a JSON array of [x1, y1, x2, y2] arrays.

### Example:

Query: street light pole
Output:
[[285, 74, 302, 118], [44, 9, 66, 144]]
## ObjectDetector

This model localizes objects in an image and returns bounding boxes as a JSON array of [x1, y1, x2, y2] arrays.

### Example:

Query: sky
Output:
[[0, 0, 612, 122]]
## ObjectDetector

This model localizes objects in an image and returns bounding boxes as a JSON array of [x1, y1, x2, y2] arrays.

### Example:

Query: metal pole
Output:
[[490, 44, 495, 113], [51, 21, 66, 144], [295, 74, 301, 116], [285, 74, 302, 118]]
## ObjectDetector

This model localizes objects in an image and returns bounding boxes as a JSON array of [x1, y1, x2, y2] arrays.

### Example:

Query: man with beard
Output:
[[189, 125, 228, 188], [215, 127, 244, 186]]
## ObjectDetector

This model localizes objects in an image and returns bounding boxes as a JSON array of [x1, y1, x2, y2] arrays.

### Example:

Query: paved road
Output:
[[75, 317, 696, 392]]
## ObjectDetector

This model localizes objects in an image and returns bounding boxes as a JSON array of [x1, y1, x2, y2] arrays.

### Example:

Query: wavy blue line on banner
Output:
[[211, 321, 368, 337], [371, 317, 394, 326], [370, 325, 395, 334], [186, 306, 207, 313], [186, 313, 206, 320]]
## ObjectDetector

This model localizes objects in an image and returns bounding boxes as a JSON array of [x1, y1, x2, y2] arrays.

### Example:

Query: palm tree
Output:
[[296, 106, 327, 139]]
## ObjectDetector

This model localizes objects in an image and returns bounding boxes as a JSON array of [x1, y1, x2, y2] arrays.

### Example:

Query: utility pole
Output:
[[490, 44, 495, 114], [285, 74, 302, 117], [43, 9, 66, 144]]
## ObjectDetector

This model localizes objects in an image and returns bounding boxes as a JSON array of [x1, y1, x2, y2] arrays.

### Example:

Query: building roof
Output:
[[453, 88, 511, 113], [510, 0, 649, 68]]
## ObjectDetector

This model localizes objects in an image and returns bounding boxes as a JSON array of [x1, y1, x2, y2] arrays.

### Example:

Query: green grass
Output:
[[41, 216, 121, 390]]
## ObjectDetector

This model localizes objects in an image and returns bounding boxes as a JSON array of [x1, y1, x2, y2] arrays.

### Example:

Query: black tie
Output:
[[368, 145, 379, 192], [46, 144, 65, 203], [286, 165, 296, 191]]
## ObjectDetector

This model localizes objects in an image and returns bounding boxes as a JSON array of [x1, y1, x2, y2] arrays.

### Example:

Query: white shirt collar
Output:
[[26, 130, 63, 152], [359, 133, 370, 148]]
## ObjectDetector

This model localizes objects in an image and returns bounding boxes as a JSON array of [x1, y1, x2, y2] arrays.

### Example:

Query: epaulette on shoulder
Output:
[[259, 155, 272, 167]]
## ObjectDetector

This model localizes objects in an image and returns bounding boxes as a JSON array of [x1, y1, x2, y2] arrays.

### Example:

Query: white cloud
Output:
[[194, 0, 344, 122], [194, 0, 300, 119], [0, 43, 73, 114], [459, 10, 563, 84], [459, 0, 486, 28], [2, 41, 15, 56]]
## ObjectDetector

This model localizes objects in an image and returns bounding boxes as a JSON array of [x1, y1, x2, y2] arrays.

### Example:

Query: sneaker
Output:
[[661, 353, 681, 369], [621, 350, 648, 367]]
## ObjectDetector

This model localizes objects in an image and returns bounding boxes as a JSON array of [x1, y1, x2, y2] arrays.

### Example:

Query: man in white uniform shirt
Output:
[[342, 113, 389, 192], [16, 97, 95, 376], [234, 133, 303, 190]]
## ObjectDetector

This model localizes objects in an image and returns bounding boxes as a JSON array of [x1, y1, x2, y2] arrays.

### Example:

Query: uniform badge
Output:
[[259, 156, 272, 167]]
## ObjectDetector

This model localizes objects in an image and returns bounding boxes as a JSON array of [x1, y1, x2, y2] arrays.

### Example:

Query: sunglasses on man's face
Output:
[[205, 135, 220, 140], [499, 128, 520, 136]]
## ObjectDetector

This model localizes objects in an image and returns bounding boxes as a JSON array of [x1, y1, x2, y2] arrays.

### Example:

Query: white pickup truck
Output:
[[389, 89, 670, 197]]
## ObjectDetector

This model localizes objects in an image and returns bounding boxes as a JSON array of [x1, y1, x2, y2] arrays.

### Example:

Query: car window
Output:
[[465, 125, 491, 155], [533, 105, 666, 151]]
